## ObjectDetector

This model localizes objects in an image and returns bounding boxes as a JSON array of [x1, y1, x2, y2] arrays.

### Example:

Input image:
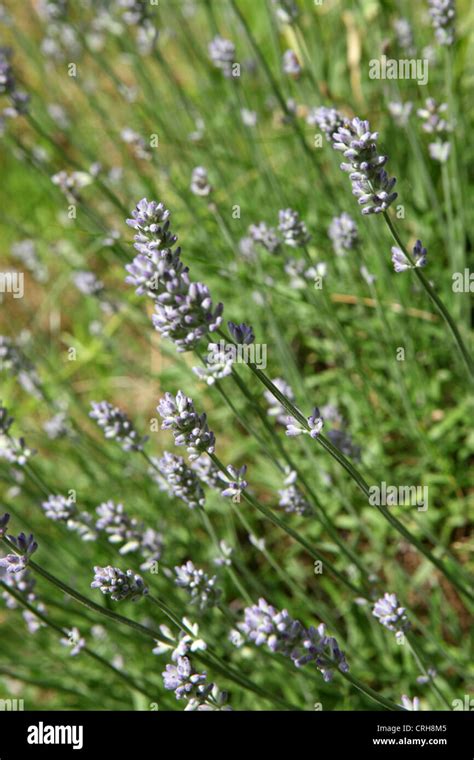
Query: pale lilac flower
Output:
[[126, 198, 177, 253], [248, 222, 282, 254], [220, 464, 248, 500], [51, 170, 92, 202], [278, 470, 311, 516], [400, 695, 420, 710], [328, 212, 359, 256], [208, 36, 235, 78], [95, 501, 142, 552], [417, 99, 451, 134], [393, 18, 415, 55], [91, 565, 148, 602], [90, 401, 148, 452], [264, 378, 294, 426], [121, 127, 151, 160], [193, 346, 233, 385], [190, 455, 222, 490], [155, 452, 205, 509], [73, 271, 104, 297], [428, 140, 451, 163], [162, 656, 210, 700], [157, 391, 215, 460], [282, 49, 301, 78], [174, 561, 220, 610], [41, 495, 76, 521], [391, 240, 427, 272], [190, 166, 212, 197], [428, 0, 455, 46], [388, 101, 413, 127], [272, 0, 299, 24], [373, 592, 410, 633], [278, 208, 311, 248], [60, 627, 86, 656], [332, 117, 397, 214], [306, 106, 344, 141], [0, 532, 38, 573], [241, 108, 257, 127], [286, 408, 324, 439]]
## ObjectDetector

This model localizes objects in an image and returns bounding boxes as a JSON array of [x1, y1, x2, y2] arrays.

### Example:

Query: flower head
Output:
[[90, 401, 148, 452], [391, 240, 427, 273], [248, 222, 282, 254], [91, 565, 148, 602], [208, 36, 235, 78], [0, 531, 38, 574], [220, 464, 248, 500], [156, 452, 206, 509], [373, 592, 410, 633], [332, 117, 397, 215], [162, 656, 210, 700], [307, 106, 344, 141], [428, 0, 455, 46], [228, 321, 254, 345], [174, 561, 221, 611], [190, 166, 212, 197], [328, 212, 359, 256], [278, 208, 311, 248], [157, 391, 216, 460]]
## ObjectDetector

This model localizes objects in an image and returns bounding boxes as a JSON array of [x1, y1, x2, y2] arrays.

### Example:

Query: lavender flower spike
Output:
[[163, 656, 210, 700], [391, 240, 427, 273], [373, 592, 410, 633], [328, 212, 359, 256], [428, 0, 455, 46], [0, 532, 38, 573], [278, 208, 311, 248], [174, 561, 221, 611], [0, 512, 10, 536], [228, 321, 255, 345], [90, 401, 148, 452], [307, 106, 345, 141], [91, 566, 148, 602], [332, 117, 397, 215], [157, 391, 216, 460], [156, 452, 206, 509]]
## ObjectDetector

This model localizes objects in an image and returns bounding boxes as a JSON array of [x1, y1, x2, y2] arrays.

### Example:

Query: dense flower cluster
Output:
[[248, 222, 282, 254], [240, 598, 349, 681], [332, 117, 397, 214], [174, 561, 221, 611], [428, 0, 455, 46], [228, 321, 255, 345], [417, 99, 452, 163], [373, 593, 410, 633], [155, 452, 206, 509], [278, 208, 310, 248], [89, 400, 148, 452], [126, 198, 223, 351], [157, 391, 216, 460], [208, 36, 235, 78], [91, 565, 148, 602], [328, 212, 359, 256], [306, 106, 344, 141], [193, 346, 234, 385]]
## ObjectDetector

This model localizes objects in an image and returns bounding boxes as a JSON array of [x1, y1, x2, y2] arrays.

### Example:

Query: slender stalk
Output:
[[383, 212, 474, 381]]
